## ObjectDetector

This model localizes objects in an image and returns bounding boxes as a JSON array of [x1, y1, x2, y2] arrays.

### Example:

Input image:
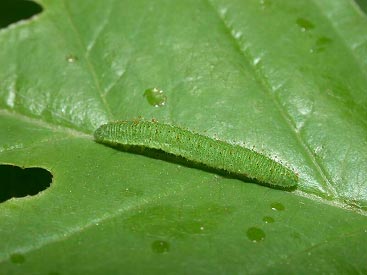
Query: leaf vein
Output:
[[205, 0, 336, 197], [61, 0, 114, 121]]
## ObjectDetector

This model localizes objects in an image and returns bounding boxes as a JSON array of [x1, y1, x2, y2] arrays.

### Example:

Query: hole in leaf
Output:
[[0, 0, 43, 29], [0, 164, 52, 203]]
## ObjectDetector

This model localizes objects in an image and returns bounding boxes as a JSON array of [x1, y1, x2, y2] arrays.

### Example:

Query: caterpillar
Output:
[[94, 121, 298, 188]]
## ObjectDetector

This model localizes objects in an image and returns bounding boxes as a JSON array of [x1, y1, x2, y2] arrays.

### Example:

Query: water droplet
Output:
[[246, 227, 265, 242], [271, 202, 285, 211], [66, 54, 78, 63], [143, 88, 167, 107], [312, 36, 333, 52], [316, 36, 332, 46], [151, 240, 170, 254], [10, 253, 25, 264], [262, 216, 274, 223], [296, 18, 315, 31]]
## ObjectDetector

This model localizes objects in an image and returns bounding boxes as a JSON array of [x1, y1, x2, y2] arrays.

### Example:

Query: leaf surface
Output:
[[0, 0, 366, 273]]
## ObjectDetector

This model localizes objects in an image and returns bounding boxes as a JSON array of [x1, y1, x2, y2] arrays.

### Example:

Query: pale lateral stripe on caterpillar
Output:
[[94, 120, 298, 188]]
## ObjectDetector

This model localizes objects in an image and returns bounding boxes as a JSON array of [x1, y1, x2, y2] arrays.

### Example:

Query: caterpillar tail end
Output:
[[276, 173, 299, 189]]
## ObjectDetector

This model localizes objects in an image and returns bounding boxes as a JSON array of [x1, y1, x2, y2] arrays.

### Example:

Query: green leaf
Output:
[[0, 0, 366, 273]]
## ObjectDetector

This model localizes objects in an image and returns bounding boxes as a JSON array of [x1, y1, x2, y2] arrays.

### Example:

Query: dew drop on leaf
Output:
[[151, 240, 170, 254], [66, 54, 78, 63], [313, 36, 333, 52], [10, 253, 25, 264], [262, 216, 275, 223], [246, 227, 265, 242], [270, 202, 285, 211], [296, 17, 315, 31], [144, 88, 167, 107]]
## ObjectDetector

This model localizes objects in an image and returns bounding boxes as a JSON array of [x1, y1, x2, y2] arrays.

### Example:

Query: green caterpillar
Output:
[[94, 120, 298, 188]]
